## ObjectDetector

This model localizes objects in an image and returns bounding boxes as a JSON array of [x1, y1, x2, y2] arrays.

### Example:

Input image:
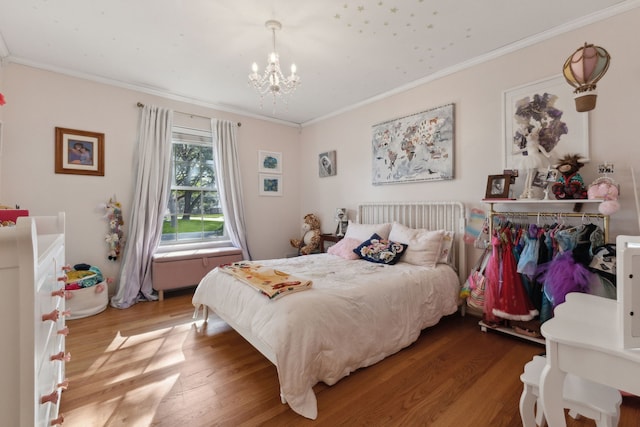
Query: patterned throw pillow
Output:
[[353, 233, 408, 265]]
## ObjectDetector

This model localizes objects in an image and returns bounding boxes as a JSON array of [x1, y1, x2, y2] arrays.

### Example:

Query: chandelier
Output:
[[248, 20, 300, 108]]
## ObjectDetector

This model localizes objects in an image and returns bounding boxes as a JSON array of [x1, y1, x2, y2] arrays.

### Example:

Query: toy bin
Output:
[[64, 265, 108, 319]]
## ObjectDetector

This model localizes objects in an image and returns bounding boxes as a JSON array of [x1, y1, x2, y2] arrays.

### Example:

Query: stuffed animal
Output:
[[588, 176, 620, 215], [552, 154, 588, 200], [290, 213, 321, 255]]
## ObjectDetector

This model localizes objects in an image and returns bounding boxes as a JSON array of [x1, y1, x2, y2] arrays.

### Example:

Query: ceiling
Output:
[[0, 0, 636, 126]]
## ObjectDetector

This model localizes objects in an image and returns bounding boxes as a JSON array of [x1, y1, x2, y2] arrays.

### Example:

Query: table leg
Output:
[[540, 343, 567, 427]]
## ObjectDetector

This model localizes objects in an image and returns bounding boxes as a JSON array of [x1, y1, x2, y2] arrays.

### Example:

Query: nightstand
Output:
[[319, 233, 343, 252]]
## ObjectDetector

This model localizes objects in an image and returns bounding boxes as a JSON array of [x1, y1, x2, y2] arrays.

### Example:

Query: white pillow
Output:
[[344, 221, 392, 242], [388, 222, 445, 268]]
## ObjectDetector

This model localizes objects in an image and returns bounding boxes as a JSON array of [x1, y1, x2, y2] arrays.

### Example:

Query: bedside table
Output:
[[319, 233, 343, 252]]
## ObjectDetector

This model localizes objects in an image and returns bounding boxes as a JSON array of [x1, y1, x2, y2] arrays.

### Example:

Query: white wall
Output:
[[300, 8, 640, 259], [0, 65, 302, 289]]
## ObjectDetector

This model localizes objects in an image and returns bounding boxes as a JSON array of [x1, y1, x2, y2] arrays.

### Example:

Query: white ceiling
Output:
[[0, 0, 637, 125]]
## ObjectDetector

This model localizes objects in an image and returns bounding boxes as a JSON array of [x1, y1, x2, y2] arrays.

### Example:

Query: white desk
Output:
[[540, 292, 640, 426]]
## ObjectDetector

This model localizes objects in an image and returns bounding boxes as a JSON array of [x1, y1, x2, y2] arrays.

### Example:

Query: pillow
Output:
[[344, 221, 392, 242], [388, 222, 445, 268], [353, 233, 407, 265], [438, 231, 455, 264], [327, 237, 361, 260]]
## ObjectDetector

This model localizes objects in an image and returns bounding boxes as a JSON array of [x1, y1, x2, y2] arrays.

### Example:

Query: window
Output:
[[161, 126, 226, 245]]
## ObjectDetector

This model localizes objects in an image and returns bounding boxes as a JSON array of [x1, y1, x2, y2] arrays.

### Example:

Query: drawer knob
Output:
[[57, 379, 69, 390], [50, 351, 71, 362], [50, 413, 65, 425], [51, 289, 65, 298], [40, 390, 59, 405], [57, 275, 68, 282], [42, 309, 59, 322], [57, 327, 69, 336], [61, 309, 71, 318]]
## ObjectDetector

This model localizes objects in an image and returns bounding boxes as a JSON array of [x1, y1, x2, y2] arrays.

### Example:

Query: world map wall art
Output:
[[371, 103, 454, 185]]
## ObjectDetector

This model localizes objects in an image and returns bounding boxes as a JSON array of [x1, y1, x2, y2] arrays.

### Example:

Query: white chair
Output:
[[519, 355, 622, 427]]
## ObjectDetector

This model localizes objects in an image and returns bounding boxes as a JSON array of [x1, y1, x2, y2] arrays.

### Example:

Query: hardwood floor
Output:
[[61, 289, 640, 426]]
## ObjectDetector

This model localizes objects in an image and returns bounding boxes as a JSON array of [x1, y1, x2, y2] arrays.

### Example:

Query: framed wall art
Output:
[[258, 150, 282, 173], [484, 174, 512, 199], [55, 127, 105, 176], [319, 150, 336, 177], [259, 173, 282, 196], [503, 75, 589, 170], [371, 103, 454, 185]]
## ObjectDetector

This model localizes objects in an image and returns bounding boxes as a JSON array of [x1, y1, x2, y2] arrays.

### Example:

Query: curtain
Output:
[[214, 119, 251, 260], [111, 105, 173, 309]]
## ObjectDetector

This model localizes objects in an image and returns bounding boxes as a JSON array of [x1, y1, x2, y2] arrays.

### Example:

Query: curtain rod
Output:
[[136, 102, 241, 127]]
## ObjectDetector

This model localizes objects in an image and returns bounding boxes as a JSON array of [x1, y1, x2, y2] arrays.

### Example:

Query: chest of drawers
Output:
[[0, 213, 67, 427]]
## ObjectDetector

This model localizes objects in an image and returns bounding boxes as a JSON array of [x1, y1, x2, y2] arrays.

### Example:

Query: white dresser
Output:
[[0, 213, 67, 427]]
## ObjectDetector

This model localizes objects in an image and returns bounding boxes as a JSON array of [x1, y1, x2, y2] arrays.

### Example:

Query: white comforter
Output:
[[192, 253, 460, 419]]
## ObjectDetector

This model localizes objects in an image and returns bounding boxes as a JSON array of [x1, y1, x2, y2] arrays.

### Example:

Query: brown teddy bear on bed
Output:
[[290, 213, 321, 255]]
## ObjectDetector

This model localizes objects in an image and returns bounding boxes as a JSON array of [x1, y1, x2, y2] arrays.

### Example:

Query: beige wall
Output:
[[301, 7, 640, 253], [0, 65, 301, 288], [1, 7, 639, 288]]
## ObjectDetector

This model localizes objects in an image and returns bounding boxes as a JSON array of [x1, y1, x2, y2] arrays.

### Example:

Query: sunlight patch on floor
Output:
[[64, 374, 181, 427]]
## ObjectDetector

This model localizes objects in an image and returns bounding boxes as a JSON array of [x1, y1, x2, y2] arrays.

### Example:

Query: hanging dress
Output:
[[492, 228, 539, 321], [482, 233, 503, 325], [517, 223, 540, 277]]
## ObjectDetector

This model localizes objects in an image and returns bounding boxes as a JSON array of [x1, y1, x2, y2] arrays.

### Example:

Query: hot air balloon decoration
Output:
[[562, 42, 611, 112]]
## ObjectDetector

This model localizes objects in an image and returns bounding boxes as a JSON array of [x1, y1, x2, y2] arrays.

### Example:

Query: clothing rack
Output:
[[136, 102, 241, 127], [485, 201, 610, 243]]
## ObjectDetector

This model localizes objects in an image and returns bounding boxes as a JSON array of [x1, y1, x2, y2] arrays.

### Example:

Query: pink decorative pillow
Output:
[[327, 237, 361, 260]]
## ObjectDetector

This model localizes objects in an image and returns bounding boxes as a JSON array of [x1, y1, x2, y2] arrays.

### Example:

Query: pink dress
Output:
[[492, 228, 538, 321], [482, 234, 503, 325]]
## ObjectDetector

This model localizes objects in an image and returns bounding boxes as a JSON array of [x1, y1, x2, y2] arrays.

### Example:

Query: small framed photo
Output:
[[319, 150, 336, 177], [258, 150, 282, 173], [55, 127, 104, 176], [545, 169, 559, 183], [259, 173, 282, 196], [485, 174, 511, 199]]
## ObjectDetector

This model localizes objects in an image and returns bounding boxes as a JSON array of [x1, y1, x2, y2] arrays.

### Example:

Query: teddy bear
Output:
[[290, 213, 321, 255], [552, 153, 588, 200]]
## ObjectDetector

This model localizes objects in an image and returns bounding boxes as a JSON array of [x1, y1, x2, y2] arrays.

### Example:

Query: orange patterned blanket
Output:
[[219, 262, 312, 299]]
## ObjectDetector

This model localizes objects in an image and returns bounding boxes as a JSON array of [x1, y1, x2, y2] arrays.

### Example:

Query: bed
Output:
[[192, 201, 466, 419]]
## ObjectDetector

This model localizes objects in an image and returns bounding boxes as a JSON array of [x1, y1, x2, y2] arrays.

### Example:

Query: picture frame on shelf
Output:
[[259, 173, 282, 196], [485, 174, 512, 199], [503, 75, 589, 170], [258, 150, 282, 173], [55, 127, 105, 176]]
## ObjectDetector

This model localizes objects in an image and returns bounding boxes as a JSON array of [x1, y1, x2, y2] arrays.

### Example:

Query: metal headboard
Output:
[[357, 201, 467, 284]]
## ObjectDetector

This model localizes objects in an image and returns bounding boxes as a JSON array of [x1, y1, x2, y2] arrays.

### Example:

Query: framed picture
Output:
[[258, 150, 282, 173], [485, 174, 512, 199], [319, 150, 336, 177], [259, 173, 282, 196], [503, 75, 589, 170], [55, 127, 104, 176], [372, 103, 454, 185]]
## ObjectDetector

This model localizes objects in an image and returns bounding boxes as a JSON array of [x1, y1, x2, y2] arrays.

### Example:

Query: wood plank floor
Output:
[[60, 289, 640, 426]]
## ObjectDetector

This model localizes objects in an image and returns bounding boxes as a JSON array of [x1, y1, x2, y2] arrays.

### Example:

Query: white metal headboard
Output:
[[357, 201, 467, 284]]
